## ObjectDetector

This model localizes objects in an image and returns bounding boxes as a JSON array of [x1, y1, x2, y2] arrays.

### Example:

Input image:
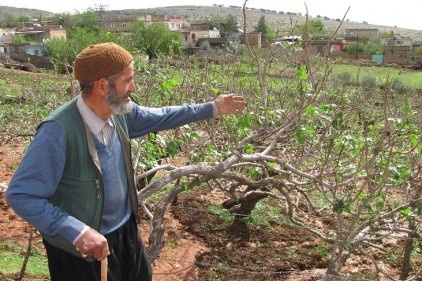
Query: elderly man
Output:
[[6, 42, 246, 281]]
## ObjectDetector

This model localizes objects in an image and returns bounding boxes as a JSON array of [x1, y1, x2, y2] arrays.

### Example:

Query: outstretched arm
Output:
[[128, 95, 247, 138]]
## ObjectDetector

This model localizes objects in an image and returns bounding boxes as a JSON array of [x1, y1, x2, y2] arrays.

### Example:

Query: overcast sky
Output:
[[1, 0, 421, 31]]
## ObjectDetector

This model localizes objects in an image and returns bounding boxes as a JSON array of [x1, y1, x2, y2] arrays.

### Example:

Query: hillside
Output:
[[111, 5, 422, 39], [0, 6, 54, 22], [2, 5, 422, 40]]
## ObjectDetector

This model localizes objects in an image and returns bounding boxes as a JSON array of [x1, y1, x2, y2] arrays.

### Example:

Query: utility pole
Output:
[[355, 33, 359, 59], [95, 4, 108, 27]]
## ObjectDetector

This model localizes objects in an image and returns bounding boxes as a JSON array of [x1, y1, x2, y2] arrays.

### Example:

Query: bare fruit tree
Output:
[[134, 2, 422, 280]]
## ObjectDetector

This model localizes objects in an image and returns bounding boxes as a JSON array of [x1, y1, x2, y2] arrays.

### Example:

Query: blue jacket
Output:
[[6, 98, 214, 256]]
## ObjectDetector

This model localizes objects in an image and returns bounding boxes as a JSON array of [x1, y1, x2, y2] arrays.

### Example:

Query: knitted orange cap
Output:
[[74, 42, 133, 82]]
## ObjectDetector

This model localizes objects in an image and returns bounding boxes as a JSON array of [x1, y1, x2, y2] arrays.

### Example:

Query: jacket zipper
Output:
[[95, 178, 102, 199]]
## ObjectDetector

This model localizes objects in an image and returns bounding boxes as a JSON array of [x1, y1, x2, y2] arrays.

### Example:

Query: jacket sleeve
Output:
[[127, 101, 215, 139], [5, 121, 87, 243]]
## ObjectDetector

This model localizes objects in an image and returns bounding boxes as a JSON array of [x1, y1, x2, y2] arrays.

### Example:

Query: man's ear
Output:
[[95, 78, 109, 95]]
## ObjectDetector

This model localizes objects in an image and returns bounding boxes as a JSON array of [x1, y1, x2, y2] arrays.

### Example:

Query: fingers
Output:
[[89, 239, 109, 260], [219, 94, 245, 102], [97, 245, 110, 261], [74, 228, 110, 260], [79, 242, 109, 260], [215, 94, 247, 116], [229, 96, 247, 114]]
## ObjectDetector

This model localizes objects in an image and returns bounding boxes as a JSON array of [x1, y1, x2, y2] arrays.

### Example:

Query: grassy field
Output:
[[332, 64, 422, 90]]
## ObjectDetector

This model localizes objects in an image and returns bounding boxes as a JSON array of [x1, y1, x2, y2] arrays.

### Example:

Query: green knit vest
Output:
[[41, 98, 139, 259]]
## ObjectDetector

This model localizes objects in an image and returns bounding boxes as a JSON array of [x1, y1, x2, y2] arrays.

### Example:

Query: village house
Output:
[[181, 22, 221, 47], [0, 28, 15, 54], [302, 38, 345, 56], [384, 45, 412, 65], [343, 28, 379, 43], [380, 32, 413, 65], [101, 14, 152, 32], [1, 20, 66, 68], [151, 17, 187, 31], [240, 32, 262, 48], [2, 10, 420, 68], [101, 14, 187, 33], [6, 20, 66, 57]]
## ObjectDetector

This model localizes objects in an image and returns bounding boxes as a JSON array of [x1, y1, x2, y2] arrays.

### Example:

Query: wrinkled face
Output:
[[105, 84, 132, 114], [105, 63, 136, 115]]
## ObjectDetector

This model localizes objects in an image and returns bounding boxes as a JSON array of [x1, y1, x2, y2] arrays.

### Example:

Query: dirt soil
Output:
[[0, 141, 413, 281]]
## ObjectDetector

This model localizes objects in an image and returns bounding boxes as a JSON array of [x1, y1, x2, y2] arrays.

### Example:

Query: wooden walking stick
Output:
[[101, 257, 108, 281]]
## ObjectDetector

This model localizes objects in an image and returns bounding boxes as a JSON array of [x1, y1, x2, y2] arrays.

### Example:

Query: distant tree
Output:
[[296, 19, 326, 37], [51, 12, 73, 28], [413, 45, 422, 54], [44, 28, 99, 73], [364, 42, 384, 55], [342, 42, 366, 54], [254, 16, 276, 42], [204, 16, 224, 31], [0, 14, 31, 28], [378, 31, 394, 38], [1, 14, 20, 28], [255, 16, 268, 35], [11, 34, 28, 44], [221, 14, 238, 33], [44, 37, 76, 74], [205, 14, 238, 34], [44, 27, 124, 74], [66, 9, 101, 34], [17, 15, 31, 24], [129, 21, 182, 60]]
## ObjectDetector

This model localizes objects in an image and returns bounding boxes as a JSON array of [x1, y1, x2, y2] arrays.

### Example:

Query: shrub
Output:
[[360, 75, 377, 91], [336, 71, 353, 85]]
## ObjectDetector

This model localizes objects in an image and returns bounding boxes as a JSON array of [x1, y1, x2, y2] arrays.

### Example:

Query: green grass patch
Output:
[[0, 240, 49, 278], [0, 79, 23, 104], [246, 198, 285, 225], [165, 241, 177, 249], [332, 64, 422, 90], [208, 198, 285, 226], [208, 205, 235, 223]]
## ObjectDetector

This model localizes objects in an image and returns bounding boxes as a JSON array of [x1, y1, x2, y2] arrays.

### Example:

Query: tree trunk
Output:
[[400, 219, 418, 280], [223, 192, 268, 217]]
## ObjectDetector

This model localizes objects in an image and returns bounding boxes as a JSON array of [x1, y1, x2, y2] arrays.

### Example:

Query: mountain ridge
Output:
[[122, 5, 422, 39], [2, 5, 422, 39]]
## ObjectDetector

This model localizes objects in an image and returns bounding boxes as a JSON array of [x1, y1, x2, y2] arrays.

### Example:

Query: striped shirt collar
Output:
[[76, 94, 114, 138]]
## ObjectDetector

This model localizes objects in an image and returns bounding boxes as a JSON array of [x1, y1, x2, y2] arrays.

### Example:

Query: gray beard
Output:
[[105, 87, 132, 115]]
